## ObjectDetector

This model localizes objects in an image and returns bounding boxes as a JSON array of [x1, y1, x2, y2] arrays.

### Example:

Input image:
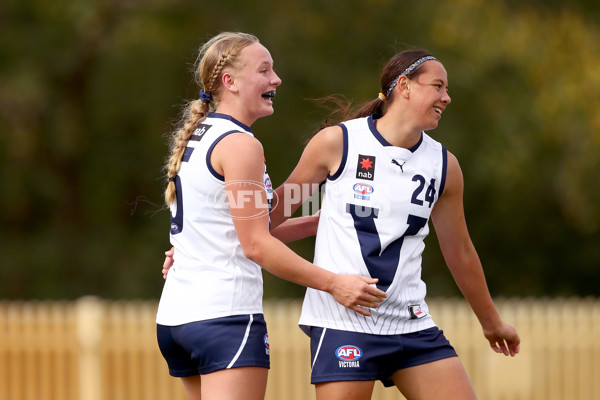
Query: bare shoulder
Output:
[[300, 125, 345, 175], [219, 132, 263, 153], [212, 132, 265, 177], [310, 125, 344, 150], [446, 150, 460, 168], [443, 150, 463, 194]]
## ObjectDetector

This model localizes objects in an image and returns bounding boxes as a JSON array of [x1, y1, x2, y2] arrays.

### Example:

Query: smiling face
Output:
[[225, 42, 282, 125], [405, 60, 451, 131]]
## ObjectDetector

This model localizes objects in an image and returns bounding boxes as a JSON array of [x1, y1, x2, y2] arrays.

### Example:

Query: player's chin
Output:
[[253, 105, 275, 121], [261, 103, 275, 116], [426, 119, 440, 130], [423, 124, 438, 133]]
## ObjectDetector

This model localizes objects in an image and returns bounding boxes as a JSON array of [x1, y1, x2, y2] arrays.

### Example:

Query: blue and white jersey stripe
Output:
[[299, 114, 447, 335]]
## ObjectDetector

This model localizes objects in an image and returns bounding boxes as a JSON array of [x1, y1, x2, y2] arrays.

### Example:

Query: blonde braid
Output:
[[164, 50, 232, 206], [163, 32, 260, 207], [204, 51, 231, 95], [164, 100, 209, 205]]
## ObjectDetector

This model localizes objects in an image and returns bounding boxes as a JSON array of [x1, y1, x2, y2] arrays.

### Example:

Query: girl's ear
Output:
[[222, 72, 238, 93], [398, 76, 410, 98]]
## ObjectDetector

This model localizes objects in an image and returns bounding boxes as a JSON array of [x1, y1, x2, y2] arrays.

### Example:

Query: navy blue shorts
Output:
[[157, 314, 270, 377], [308, 326, 457, 387]]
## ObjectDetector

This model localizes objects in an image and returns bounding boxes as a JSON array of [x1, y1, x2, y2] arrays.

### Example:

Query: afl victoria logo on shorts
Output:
[[335, 345, 362, 368], [356, 155, 376, 181]]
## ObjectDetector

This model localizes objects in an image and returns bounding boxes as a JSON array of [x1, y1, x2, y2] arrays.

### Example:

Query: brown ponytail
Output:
[[316, 48, 435, 130]]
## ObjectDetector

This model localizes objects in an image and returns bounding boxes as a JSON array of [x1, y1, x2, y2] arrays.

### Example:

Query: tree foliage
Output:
[[1, 0, 598, 299]]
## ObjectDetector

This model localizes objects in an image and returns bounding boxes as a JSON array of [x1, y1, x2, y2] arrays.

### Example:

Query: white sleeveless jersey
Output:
[[299, 115, 448, 335], [156, 113, 273, 326]]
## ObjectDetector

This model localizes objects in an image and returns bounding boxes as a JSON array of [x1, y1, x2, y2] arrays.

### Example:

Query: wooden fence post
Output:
[[76, 296, 104, 400]]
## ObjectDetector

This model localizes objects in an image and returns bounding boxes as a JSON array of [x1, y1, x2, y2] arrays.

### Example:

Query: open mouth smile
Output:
[[262, 91, 276, 101]]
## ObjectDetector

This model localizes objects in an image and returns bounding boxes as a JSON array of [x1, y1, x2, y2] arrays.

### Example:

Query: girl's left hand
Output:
[[484, 323, 521, 357]]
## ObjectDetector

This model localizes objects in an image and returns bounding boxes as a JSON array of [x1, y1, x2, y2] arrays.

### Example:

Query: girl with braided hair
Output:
[[155, 32, 386, 400]]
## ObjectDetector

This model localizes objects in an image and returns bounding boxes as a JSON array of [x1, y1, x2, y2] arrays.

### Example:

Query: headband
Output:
[[199, 89, 213, 103], [385, 56, 437, 98]]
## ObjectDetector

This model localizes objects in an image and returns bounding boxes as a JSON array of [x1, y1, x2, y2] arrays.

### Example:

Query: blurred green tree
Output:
[[0, 0, 598, 300]]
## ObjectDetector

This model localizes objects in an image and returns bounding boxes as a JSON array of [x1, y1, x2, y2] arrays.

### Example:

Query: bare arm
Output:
[[431, 151, 520, 356], [162, 213, 319, 278], [270, 126, 344, 229], [269, 212, 320, 243], [212, 132, 385, 315], [162, 128, 340, 281]]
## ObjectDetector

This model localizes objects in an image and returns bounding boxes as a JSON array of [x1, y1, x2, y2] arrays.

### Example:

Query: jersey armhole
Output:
[[438, 145, 448, 198], [206, 131, 240, 181], [327, 124, 349, 181]]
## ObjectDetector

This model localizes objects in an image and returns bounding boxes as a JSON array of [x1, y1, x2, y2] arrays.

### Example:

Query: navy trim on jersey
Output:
[[206, 131, 240, 181], [407, 133, 424, 152], [182, 147, 194, 162], [368, 114, 423, 152], [438, 145, 448, 198], [170, 175, 184, 234], [328, 124, 349, 181], [209, 112, 253, 133], [368, 114, 390, 147]]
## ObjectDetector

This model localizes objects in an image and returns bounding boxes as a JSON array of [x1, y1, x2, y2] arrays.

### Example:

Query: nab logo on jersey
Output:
[[356, 155, 375, 181], [190, 123, 212, 141], [335, 345, 363, 361]]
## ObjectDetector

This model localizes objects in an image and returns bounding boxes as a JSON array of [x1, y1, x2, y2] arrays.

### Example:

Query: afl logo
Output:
[[353, 183, 374, 195], [264, 176, 273, 192], [264, 333, 270, 348], [335, 345, 363, 361]]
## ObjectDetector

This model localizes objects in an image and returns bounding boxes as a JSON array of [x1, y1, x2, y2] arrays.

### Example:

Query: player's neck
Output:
[[375, 113, 422, 149]]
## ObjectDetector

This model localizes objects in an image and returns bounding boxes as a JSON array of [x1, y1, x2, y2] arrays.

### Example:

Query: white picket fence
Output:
[[1, 297, 599, 400]]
